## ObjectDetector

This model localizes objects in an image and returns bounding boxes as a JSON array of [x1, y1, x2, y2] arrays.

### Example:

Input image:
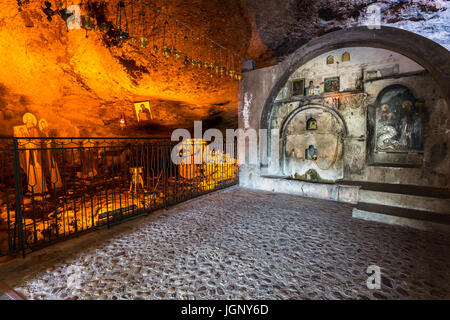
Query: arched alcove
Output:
[[280, 105, 348, 182]]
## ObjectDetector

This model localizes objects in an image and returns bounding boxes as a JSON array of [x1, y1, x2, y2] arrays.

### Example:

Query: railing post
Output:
[[12, 138, 25, 258], [163, 141, 168, 210]]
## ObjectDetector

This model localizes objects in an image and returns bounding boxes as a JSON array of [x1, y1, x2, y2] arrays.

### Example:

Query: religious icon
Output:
[[38, 118, 62, 189], [375, 85, 423, 151], [305, 145, 318, 160], [14, 113, 47, 194], [134, 101, 152, 122], [342, 52, 351, 62], [292, 79, 305, 97], [306, 117, 317, 130], [305, 80, 320, 96], [324, 77, 340, 93], [326, 56, 334, 65], [129, 167, 145, 194], [379, 104, 390, 122]]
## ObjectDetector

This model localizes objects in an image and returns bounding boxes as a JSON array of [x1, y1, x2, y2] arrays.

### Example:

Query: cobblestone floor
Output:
[[2, 187, 450, 300]]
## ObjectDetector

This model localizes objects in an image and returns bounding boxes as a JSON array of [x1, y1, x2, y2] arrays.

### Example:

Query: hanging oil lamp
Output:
[[17, 0, 24, 12], [162, 45, 172, 59], [173, 49, 182, 61], [219, 66, 226, 77], [140, 37, 148, 48], [228, 70, 236, 79], [81, 15, 95, 38], [80, 0, 95, 38], [235, 73, 243, 81], [99, 21, 112, 33], [42, 1, 57, 21], [115, 1, 129, 44], [161, 20, 171, 59], [118, 28, 129, 42], [139, 8, 148, 48]]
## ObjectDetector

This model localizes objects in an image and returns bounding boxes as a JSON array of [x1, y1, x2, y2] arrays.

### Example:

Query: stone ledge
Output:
[[240, 175, 359, 204], [352, 209, 450, 234]]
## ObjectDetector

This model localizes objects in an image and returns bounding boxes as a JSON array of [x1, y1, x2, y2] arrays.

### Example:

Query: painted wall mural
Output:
[[375, 85, 423, 152]]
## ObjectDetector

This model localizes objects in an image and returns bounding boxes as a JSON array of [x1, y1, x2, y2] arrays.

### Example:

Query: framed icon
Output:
[[324, 77, 340, 93], [291, 78, 305, 97]]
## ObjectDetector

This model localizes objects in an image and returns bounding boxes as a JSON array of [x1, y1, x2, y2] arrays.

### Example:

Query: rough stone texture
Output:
[[2, 1, 448, 136], [243, 0, 450, 65], [2, 187, 450, 300]]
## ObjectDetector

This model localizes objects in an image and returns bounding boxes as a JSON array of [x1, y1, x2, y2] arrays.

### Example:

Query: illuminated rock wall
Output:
[[0, 0, 249, 137]]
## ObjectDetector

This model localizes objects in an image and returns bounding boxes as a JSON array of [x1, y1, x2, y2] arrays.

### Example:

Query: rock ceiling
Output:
[[0, 0, 447, 137]]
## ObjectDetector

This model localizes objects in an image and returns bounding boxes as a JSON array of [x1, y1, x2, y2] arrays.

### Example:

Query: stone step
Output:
[[359, 189, 450, 214], [339, 181, 450, 214], [340, 181, 450, 199], [352, 203, 450, 233]]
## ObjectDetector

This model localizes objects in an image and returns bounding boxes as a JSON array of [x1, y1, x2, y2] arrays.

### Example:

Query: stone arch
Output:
[[279, 105, 348, 177], [260, 26, 450, 165]]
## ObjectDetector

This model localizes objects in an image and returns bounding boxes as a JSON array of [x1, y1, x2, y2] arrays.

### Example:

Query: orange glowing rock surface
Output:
[[0, 0, 248, 137]]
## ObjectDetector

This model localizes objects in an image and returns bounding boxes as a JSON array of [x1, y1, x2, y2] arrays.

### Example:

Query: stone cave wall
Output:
[[265, 47, 449, 188], [0, 0, 248, 138]]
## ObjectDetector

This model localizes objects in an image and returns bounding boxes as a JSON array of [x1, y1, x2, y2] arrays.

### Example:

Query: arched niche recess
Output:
[[280, 105, 348, 181]]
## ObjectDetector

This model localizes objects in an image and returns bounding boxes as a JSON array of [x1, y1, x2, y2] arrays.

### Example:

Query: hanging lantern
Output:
[[81, 15, 95, 37], [138, 7, 148, 48], [173, 49, 182, 61], [219, 66, 225, 77], [115, 1, 129, 43], [235, 73, 243, 81], [117, 28, 129, 41], [140, 37, 148, 48], [42, 1, 57, 21], [99, 21, 112, 33], [162, 45, 172, 59], [228, 70, 235, 79]]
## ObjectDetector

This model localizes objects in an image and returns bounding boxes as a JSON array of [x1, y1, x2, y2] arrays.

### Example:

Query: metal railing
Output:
[[0, 137, 238, 257]]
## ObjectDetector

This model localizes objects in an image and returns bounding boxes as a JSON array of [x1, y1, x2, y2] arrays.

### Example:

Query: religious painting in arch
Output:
[[374, 85, 423, 152]]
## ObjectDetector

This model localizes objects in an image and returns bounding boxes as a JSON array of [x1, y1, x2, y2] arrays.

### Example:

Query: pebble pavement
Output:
[[3, 187, 450, 300]]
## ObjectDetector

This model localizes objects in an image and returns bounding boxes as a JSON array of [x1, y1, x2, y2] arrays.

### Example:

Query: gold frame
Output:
[[291, 78, 305, 97]]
